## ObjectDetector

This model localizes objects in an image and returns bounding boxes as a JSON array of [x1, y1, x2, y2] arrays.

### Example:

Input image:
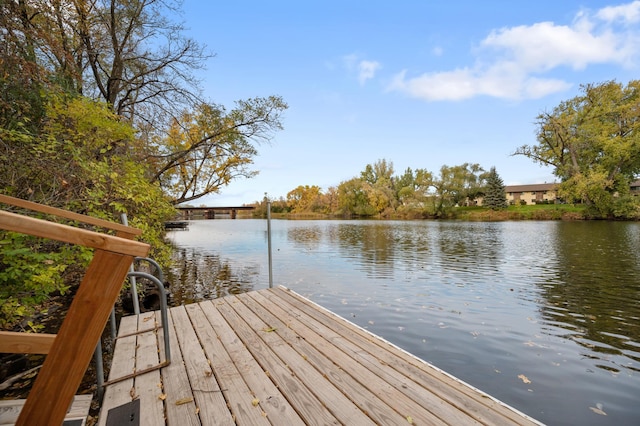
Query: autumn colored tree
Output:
[[514, 80, 640, 217], [287, 185, 323, 213], [151, 97, 288, 205]]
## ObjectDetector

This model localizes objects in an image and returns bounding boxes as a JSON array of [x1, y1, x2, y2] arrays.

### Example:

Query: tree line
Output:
[[256, 80, 640, 220], [253, 161, 508, 218]]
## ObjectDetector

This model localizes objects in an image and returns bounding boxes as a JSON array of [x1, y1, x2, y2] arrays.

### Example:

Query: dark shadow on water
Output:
[[166, 248, 259, 305]]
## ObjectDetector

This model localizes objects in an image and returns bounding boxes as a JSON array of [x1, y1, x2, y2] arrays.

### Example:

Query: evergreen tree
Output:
[[484, 167, 508, 210]]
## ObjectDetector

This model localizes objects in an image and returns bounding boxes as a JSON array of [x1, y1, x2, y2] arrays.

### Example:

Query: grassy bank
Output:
[[457, 204, 586, 221], [251, 204, 589, 221]]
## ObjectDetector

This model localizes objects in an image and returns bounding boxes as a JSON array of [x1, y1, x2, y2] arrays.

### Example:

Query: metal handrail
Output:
[[95, 261, 171, 399], [134, 257, 165, 283], [125, 271, 171, 364]]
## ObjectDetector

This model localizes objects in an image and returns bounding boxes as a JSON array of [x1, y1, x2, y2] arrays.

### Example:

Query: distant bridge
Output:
[[176, 205, 255, 220]]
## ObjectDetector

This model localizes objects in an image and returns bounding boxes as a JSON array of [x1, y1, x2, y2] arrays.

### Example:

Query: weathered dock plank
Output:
[[245, 290, 448, 425], [0, 394, 92, 426], [99, 287, 543, 425], [197, 300, 304, 424], [184, 302, 271, 425], [221, 295, 373, 425], [158, 311, 199, 426], [98, 315, 138, 426], [170, 306, 233, 425], [133, 314, 164, 426]]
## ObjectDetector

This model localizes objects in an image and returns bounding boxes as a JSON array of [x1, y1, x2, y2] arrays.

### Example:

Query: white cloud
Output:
[[388, 1, 640, 101], [357, 60, 381, 85], [596, 0, 640, 24], [387, 67, 570, 101], [342, 54, 381, 85], [482, 21, 625, 71]]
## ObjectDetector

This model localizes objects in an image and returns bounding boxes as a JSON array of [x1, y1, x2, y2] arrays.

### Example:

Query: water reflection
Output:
[[168, 247, 258, 304], [329, 223, 399, 279], [543, 222, 640, 373]]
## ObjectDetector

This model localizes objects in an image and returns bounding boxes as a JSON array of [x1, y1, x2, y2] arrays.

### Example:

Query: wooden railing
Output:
[[0, 194, 150, 426]]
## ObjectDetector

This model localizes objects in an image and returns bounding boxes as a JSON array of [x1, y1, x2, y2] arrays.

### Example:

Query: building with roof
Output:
[[505, 183, 557, 205], [503, 180, 640, 205]]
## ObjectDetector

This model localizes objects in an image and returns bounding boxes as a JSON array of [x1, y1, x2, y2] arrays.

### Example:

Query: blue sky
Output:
[[181, 1, 640, 206]]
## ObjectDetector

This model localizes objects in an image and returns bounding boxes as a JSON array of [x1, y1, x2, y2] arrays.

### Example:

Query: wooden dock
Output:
[[99, 287, 542, 425]]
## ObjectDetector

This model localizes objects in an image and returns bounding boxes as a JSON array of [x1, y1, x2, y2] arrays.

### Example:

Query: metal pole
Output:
[[267, 199, 273, 288], [126, 272, 171, 364], [120, 213, 140, 314], [94, 341, 104, 400]]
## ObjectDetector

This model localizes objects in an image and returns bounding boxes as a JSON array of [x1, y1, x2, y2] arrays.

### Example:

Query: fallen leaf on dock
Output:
[[262, 327, 277, 332], [175, 397, 194, 405], [518, 374, 531, 384], [406, 415, 414, 424], [158, 394, 167, 401], [252, 398, 260, 406]]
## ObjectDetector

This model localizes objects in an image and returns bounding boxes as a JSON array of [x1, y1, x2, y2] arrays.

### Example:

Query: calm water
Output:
[[166, 219, 640, 426]]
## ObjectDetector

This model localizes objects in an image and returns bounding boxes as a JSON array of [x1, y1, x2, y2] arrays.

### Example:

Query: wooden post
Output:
[[16, 250, 143, 426], [0, 195, 150, 426]]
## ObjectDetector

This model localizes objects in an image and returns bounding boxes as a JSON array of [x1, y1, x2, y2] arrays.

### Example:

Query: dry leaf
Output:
[[518, 374, 531, 384], [204, 369, 212, 377], [406, 415, 414, 424], [195, 407, 200, 414], [252, 398, 260, 406], [589, 403, 607, 416], [262, 327, 277, 332], [175, 397, 194, 405], [158, 394, 167, 401]]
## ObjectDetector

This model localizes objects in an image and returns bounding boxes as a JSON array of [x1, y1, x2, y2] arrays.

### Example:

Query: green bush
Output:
[[0, 232, 90, 328]]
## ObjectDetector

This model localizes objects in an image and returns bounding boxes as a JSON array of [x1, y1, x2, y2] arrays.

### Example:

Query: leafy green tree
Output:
[[395, 167, 416, 206], [337, 178, 376, 216], [359, 159, 397, 215], [361, 159, 394, 185], [426, 163, 485, 215], [483, 167, 508, 210], [514, 80, 640, 217]]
